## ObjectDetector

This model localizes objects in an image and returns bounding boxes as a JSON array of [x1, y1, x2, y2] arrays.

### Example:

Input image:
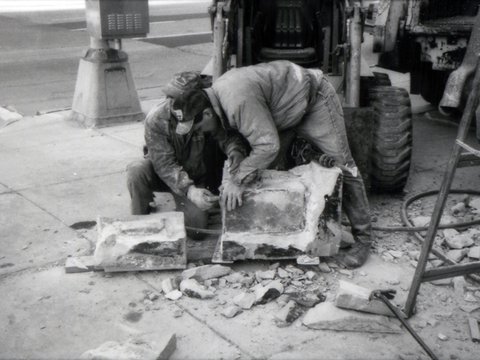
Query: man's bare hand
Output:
[[228, 150, 244, 174], [221, 181, 244, 211]]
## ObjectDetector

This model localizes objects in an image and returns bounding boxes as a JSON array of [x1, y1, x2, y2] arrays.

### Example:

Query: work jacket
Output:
[[144, 97, 246, 196], [205, 60, 322, 185]]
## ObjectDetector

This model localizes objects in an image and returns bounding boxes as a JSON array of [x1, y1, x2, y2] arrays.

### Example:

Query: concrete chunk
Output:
[[65, 256, 101, 273], [296, 255, 320, 265], [446, 249, 469, 263], [255, 270, 276, 281], [445, 234, 474, 249], [80, 333, 176, 360], [302, 302, 401, 333], [233, 292, 256, 309], [469, 318, 480, 343], [468, 246, 480, 259], [161, 278, 176, 294], [180, 279, 215, 299], [164, 290, 182, 301], [274, 300, 305, 326], [222, 305, 242, 318], [94, 213, 187, 272], [334, 280, 393, 317], [181, 264, 232, 281], [254, 280, 284, 304]]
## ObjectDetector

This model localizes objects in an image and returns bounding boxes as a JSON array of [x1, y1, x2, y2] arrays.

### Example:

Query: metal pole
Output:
[[373, 291, 438, 360], [213, 2, 226, 81], [346, 4, 361, 107]]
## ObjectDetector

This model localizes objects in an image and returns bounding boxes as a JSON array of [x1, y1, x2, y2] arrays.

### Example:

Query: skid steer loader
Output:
[[206, 0, 413, 193]]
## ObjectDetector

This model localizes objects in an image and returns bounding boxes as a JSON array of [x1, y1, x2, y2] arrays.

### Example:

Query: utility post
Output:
[[70, 0, 149, 128]]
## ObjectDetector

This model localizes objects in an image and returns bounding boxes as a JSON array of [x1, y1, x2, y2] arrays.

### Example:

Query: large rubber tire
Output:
[[369, 86, 413, 192]]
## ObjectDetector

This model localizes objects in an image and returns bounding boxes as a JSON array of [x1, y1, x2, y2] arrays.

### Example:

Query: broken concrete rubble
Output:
[[288, 291, 325, 308], [222, 305, 242, 318], [446, 249, 469, 262], [181, 264, 231, 281], [65, 256, 100, 273], [164, 290, 182, 301], [468, 246, 480, 259], [296, 255, 320, 266], [255, 270, 276, 281], [161, 278, 176, 294], [277, 268, 290, 278], [80, 333, 176, 360], [179, 279, 214, 299], [233, 292, 256, 310], [334, 281, 393, 317], [218, 163, 342, 262], [444, 234, 474, 249], [302, 302, 401, 333], [254, 280, 284, 304], [274, 300, 305, 326], [318, 263, 331, 273], [94, 213, 187, 272]]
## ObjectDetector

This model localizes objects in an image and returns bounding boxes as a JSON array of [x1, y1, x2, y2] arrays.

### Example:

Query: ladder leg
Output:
[[404, 57, 480, 317], [404, 149, 461, 317]]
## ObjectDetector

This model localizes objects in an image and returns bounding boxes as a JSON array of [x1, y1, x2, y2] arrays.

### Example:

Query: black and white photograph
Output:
[[1, 0, 480, 359]]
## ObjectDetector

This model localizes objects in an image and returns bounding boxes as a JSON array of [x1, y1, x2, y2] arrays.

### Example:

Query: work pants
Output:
[[126, 159, 208, 239], [296, 76, 372, 241]]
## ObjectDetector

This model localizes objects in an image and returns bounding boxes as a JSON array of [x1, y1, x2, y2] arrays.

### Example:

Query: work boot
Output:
[[337, 240, 371, 269]]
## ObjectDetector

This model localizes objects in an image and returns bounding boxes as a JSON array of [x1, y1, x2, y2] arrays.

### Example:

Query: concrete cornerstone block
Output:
[[334, 280, 394, 317], [94, 212, 187, 272], [219, 162, 342, 261]]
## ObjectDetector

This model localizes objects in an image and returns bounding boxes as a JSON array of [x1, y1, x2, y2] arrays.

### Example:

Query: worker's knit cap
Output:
[[173, 89, 211, 135], [162, 71, 210, 99]]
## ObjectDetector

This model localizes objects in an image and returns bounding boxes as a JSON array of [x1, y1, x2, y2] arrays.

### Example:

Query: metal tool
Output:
[[370, 289, 438, 360]]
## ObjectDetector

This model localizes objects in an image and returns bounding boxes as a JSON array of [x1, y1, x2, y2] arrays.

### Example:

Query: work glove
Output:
[[227, 150, 245, 175], [187, 185, 219, 211], [221, 180, 245, 212]]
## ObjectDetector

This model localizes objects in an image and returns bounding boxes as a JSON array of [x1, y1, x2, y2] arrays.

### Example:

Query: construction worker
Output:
[[126, 72, 247, 239], [174, 60, 372, 267]]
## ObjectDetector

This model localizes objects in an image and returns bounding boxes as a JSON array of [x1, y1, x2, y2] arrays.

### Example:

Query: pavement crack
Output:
[[136, 274, 257, 359], [0, 181, 95, 251]]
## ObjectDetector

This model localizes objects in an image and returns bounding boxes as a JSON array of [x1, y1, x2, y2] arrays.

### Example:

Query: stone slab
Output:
[[219, 163, 342, 261], [302, 302, 401, 334], [94, 213, 187, 272], [335, 280, 394, 317]]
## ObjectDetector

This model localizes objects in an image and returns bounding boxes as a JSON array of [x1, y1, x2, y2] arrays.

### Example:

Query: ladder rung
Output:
[[422, 261, 480, 282], [456, 140, 480, 157]]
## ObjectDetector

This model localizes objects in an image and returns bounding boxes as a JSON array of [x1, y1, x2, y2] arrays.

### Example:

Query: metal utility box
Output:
[[85, 0, 149, 39]]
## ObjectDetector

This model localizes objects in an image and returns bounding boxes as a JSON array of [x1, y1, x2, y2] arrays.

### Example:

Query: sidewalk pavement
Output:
[[1, 89, 479, 359]]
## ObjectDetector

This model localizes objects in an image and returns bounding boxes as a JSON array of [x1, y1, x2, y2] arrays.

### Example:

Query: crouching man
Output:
[[175, 60, 372, 266], [126, 72, 247, 239]]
